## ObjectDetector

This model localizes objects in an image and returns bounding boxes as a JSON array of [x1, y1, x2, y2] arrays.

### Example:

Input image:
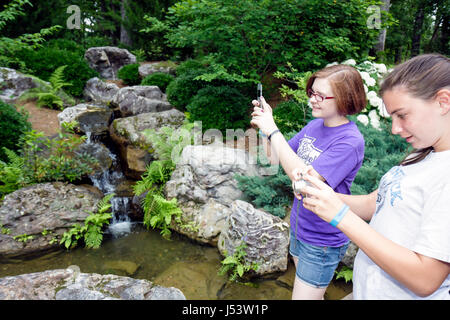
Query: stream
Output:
[[0, 132, 352, 300]]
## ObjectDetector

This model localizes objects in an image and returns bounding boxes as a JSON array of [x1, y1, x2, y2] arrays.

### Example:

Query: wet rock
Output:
[[218, 200, 290, 276], [109, 108, 185, 179], [57, 103, 113, 138], [84, 47, 136, 80], [0, 67, 40, 104], [104, 260, 139, 276], [111, 85, 172, 117], [341, 241, 358, 268], [83, 77, 120, 104], [0, 182, 102, 259], [0, 268, 185, 300], [165, 144, 261, 245]]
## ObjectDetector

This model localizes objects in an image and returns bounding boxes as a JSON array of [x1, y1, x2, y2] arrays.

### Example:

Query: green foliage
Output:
[[186, 85, 250, 135], [273, 100, 313, 135], [140, 72, 174, 92], [15, 45, 98, 97], [117, 63, 141, 86], [350, 116, 411, 195], [0, 125, 99, 200], [335, 265, 353, 283], [134, 122, 198, 239], [164, 0, 379, 82], [0, 101, 32, 162], [60, 193, 114, 250], [0, 0, 61, 71], [218, 240, 259, 283], [19, 65, 74, 110]]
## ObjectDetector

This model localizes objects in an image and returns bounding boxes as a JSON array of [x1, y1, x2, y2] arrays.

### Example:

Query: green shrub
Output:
[[15, 46, 98, 97], [175, 59, 209, 77], [0, 101, 32, 162], [140, 72, 174, 92], [166, 68, 210, 111], [350, 116, 411, 195], [273, 100, 313, 134], [186, 85, 250, 134], [117, 63, 141, 86]]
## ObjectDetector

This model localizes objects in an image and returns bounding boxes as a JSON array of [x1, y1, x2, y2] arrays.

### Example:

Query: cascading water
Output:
[[81, 131, 135, 238]]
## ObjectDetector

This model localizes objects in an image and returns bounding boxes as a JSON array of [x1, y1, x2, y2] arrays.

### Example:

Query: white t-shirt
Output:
[[353, 150, 450, 300]]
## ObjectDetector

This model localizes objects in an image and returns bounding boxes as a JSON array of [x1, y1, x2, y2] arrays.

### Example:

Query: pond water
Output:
[[0, 223, 351, 300]]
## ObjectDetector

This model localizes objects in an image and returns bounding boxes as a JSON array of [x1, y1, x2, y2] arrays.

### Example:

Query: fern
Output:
[[0, 147, 25, 199], [143, 194, 182, 239], [19, 65, 73, 110]]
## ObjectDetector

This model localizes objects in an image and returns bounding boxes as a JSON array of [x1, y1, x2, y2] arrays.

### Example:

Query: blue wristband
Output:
[[329, 204, 350, 227]]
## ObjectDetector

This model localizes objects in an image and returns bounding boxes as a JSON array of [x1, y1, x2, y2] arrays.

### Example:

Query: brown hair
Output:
[[306, 64, 366, 116], [379, 53, 450, 166]]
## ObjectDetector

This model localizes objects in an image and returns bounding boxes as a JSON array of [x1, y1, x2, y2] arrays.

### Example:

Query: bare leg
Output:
[[291, 256, 327, 300]]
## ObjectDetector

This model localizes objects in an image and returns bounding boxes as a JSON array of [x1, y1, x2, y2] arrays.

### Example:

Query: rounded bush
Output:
[[140, 72, 174, 92], [117, 63, 141, 86], [186, 85, 250, 134], [166, 69, 209, 111], [0, 101, 32, 162]]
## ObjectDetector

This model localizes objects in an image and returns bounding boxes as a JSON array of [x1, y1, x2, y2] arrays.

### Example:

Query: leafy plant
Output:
[[134, 122, 198, 239], [13, 233, 34, 243], [140, 72, 174, 92], [60, 193, 115, 250], [117, 63, 141, 85], [218, 240, 259, 283], [0, 100, 31, 162], [19, 65, 74, 110], [335, 265, 353, 283]]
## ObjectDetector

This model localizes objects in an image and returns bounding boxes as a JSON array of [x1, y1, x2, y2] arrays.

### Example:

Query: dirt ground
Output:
[[14, 100, 61, 137]]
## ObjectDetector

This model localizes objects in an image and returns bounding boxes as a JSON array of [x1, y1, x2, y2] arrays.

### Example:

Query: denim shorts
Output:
[[289, 231, 349, 288]]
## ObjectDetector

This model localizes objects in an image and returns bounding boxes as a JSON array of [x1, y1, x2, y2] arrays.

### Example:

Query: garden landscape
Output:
[[0, 0, 448, 302]]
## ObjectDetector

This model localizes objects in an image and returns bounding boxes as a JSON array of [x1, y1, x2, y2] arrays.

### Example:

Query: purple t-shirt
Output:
[[288, 118, 365, 247]]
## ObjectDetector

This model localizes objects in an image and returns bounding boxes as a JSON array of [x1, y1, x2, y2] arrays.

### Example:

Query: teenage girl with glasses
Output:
[[295, 53, 450, 299], [251, 64, 366, 299]]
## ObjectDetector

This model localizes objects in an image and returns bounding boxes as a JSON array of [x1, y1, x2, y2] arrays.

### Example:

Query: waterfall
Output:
[[81, 131, 135, 238]]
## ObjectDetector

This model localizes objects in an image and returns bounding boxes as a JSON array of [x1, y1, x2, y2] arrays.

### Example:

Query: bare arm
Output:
[[338, 189, 378, 221]]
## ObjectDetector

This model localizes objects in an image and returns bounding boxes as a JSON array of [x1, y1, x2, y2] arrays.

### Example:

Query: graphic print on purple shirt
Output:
[[288, 119, 365, 247]]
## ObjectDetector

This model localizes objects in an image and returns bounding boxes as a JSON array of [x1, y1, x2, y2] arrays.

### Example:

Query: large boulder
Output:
[[0, 268, 185, 300], [138, 62, 176, 78], [83, 77, 120, 104], [164, 144, 261, 245], [84, 47, 136, 80], [109, 108, 186, 179], [57, 103, 113, 138], [0, 182, 102, 259], [111, 86, 172, 117], [0, 67, 40, 104], [218, 200, 290, 276]]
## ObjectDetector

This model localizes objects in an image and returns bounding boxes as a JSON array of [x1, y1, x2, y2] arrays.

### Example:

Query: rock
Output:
[[138, 62, 176, 78], [0, 67, 40, 104], [57, 103, 113, 138], [218, 200, 290, 276], [84, 47, 136, 80], [103, 260, 139, 276], [341, 241, 358, 268], [109, 108, 186, 179], [0, 182, 102, 259], [111, 85, 172, 117], [164, 144, 261, 245], [83, 77, 120, 104], [0, 269, 185, 300]]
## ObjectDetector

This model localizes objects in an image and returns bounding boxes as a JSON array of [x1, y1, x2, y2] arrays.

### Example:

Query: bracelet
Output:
[[268, 129, 281, 141], [329, 204, 350, 227], [259, 130, 267, 138]]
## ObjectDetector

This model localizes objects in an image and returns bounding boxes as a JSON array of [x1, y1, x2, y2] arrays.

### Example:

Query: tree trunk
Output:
[[411, 4, 425, 57], [120, 0, 132, 47], [374, 0, 391, 53]]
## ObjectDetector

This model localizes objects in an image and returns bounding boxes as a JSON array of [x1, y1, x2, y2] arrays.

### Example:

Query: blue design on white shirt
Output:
[[375, 166, 405, 216]]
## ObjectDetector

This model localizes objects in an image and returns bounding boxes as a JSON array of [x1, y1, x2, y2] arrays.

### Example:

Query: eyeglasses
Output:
[[307, 89, 334, 102]]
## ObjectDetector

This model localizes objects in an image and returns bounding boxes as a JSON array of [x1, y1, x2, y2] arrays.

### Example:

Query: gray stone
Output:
[[0, 67, 40, 104], [83, 77, 120, 104], [84, 46, 136, 80], [0, 269, 185, 300], [0, 182, 102, 258], [138, 62, 176, 78], [218, 200, 290, 276]]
